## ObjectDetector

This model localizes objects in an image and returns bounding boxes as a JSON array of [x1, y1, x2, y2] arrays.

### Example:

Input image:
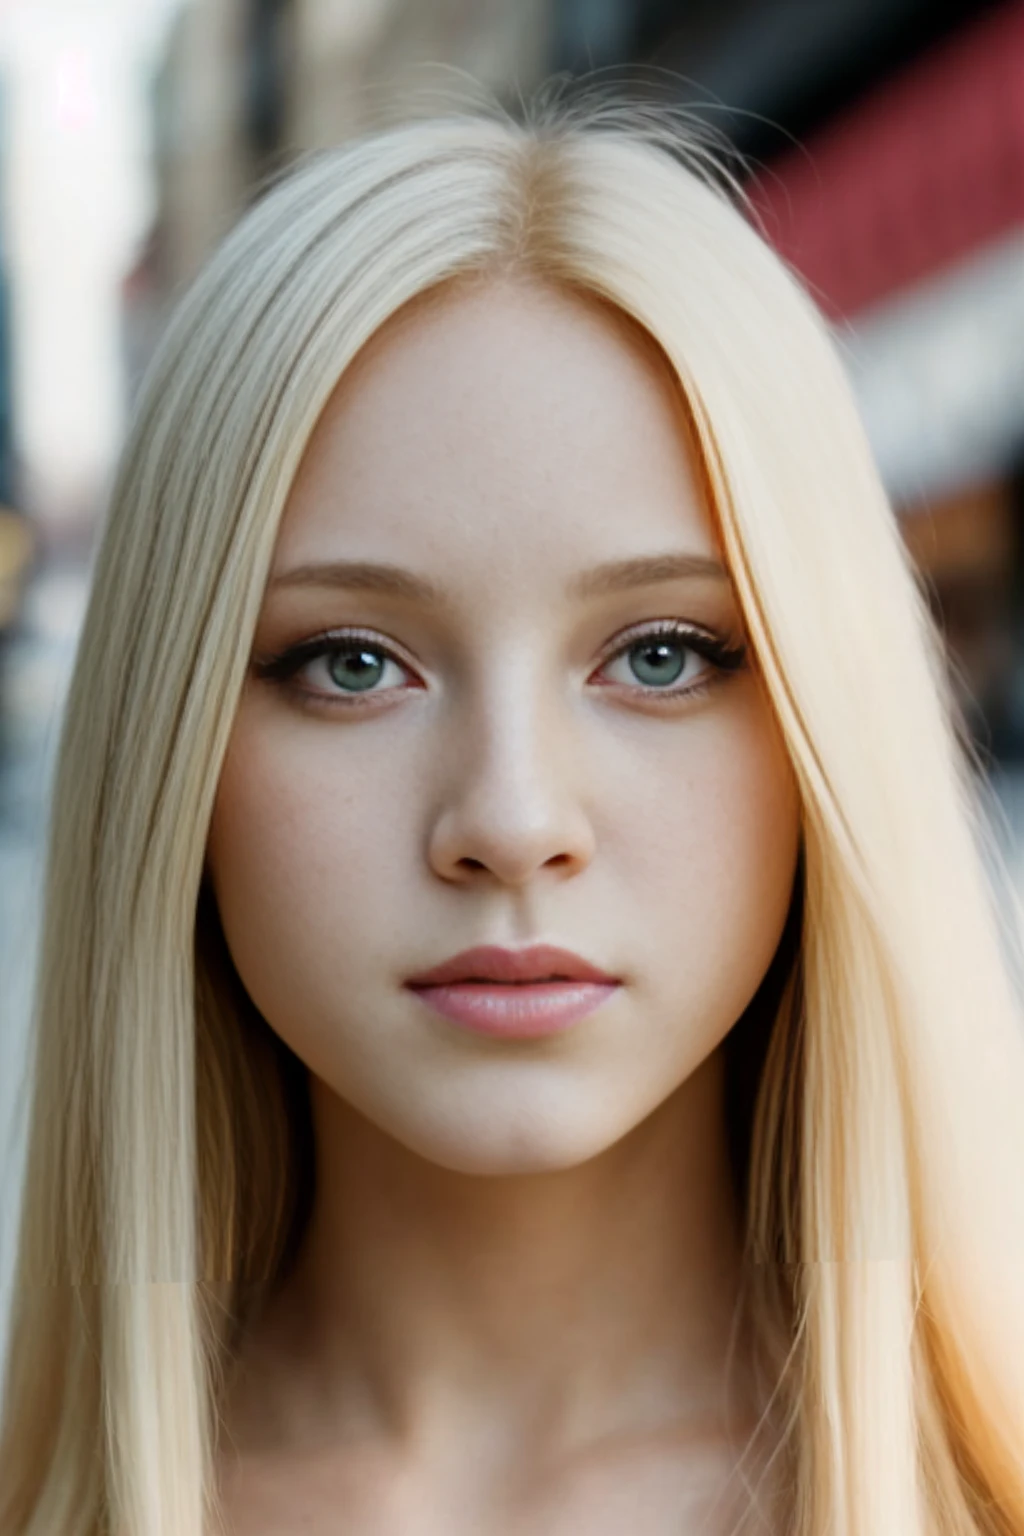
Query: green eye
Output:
[[624, 638, 688, 688], [326, 645, 390, 693]]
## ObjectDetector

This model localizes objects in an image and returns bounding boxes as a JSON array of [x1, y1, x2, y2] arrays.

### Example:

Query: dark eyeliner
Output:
[[604, 620, 748, 682], [252, 627, 402, 684]]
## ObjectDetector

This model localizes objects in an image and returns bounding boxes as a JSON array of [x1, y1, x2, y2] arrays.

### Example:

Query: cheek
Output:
[[205, 705, 399, 1016], [612, 692, 801, 1027], [687, 704, 799, 915], [718, 724, 800, 991]]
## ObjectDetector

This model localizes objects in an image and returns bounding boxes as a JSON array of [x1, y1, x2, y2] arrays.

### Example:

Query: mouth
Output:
[[404, 943, 621, 1039]]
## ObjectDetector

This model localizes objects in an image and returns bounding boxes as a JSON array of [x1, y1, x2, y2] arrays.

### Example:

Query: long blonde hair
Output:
[[3, 96, 1024, 1536]]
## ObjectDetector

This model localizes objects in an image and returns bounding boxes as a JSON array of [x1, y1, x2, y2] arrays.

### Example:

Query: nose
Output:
[[425, 681, 597, 889]]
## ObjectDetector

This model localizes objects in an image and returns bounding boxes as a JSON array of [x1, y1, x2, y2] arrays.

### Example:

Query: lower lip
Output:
[[406, 980, 620, 1038]]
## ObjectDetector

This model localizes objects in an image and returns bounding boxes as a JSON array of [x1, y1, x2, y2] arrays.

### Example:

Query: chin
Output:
[[383, 1106, 629, 1178]]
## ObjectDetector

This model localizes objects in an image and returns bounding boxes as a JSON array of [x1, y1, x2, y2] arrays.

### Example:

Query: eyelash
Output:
[[252, 621, 748, 711]]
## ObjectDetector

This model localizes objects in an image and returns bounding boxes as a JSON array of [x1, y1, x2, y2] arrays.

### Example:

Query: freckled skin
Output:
[[206, 277, 800, 1533], [207, 279, 800, 1178]]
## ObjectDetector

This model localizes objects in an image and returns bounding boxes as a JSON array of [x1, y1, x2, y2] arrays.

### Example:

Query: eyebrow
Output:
[[267, 552, 730, 603]]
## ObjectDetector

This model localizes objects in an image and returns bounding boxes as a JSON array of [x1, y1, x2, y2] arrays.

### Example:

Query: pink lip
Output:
[[404, 943, 621, 1039], [405, 943, 618, 987], [407, 980, 619, 1038]]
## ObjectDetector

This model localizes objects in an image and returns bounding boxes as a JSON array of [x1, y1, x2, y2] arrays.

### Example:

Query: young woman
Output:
[[2, 98, 1024, 1536]]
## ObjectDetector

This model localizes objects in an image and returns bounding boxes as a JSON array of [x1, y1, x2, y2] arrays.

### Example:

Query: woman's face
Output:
[[206, 276, 801, 1176]]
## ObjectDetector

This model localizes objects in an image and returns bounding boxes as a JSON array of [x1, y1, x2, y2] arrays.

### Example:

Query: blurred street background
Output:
[[1, 0, 1024, 1348]]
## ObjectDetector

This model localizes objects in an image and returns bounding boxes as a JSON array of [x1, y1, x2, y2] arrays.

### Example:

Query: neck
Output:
[[230, 1046, 758, 1471]]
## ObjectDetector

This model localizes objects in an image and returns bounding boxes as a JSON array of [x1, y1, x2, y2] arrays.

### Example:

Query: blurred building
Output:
[[150, 0, 553, 296], [0, 71, 33, 660]]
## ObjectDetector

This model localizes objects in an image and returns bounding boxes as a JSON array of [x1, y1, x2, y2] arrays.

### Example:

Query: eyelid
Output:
[[599, 617, 720, 662], [253, 626, 416, 683]]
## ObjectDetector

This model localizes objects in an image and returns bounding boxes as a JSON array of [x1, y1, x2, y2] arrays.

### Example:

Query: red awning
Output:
[[748, 1, 1024, 320]]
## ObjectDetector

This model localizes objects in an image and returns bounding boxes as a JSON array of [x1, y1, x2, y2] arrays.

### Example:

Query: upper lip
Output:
[[405, 944, 619, 987]]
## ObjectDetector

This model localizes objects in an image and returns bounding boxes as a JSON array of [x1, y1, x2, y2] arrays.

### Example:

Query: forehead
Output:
[[273, 275, 717, 578]]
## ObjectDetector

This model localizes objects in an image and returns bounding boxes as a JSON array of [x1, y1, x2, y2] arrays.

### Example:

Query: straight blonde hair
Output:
[[3, 97, 1024, 1536]]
